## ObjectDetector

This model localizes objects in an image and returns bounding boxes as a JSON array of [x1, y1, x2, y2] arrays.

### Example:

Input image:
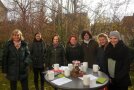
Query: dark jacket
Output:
[[105, 41, 131, 87], [2, 40, 31, 81], [97, 46, 107, 73], [81, 39, 98, 68], [47, 43, 65, 68], [66, 43, 84, 63], [30, 39, 46, 68]]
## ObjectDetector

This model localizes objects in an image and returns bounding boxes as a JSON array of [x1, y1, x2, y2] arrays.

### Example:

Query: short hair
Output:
[[67, 35, 78, 45], [81, 31, 92, 40], [10, 29, 24, 41]]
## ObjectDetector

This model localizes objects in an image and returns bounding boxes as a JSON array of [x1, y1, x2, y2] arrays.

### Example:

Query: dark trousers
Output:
[[33, 67, 44, 90], [108, 78, 128, 90], [109, 83, 128, 90], [10, 78, 29, 90]]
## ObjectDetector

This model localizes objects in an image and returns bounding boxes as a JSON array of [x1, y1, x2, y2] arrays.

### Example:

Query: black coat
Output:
[[66, 43, 84, 63], [105, 41, 131, 87], [97, 46, 107, 73], [2, 40, 31, 81], [30, 40, 46, 68], [47, 44, 65, 68], [81, 40, 98, 68]]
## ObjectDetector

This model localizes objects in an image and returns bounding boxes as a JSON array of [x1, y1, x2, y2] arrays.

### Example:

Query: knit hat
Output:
[[109, 31, 121, 40]]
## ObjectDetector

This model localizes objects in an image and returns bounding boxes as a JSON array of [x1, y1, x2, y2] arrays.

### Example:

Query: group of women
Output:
[[2, 29, 131, 90]]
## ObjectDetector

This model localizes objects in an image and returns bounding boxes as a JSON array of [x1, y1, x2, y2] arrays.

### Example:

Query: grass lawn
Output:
[[0, 70, 54, 90], [0, 69, 134, 90]]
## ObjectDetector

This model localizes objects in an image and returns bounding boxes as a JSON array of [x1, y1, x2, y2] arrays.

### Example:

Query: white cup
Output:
[[93, 64, 100, 72], [68, 64, 73, 71], [83, 62, 88, 68], [52, 64, 59, 70], [46, 71, 54, 80], [82, 65, 88, 73], [81, 62, 88, 72], [83, 75, 90, 86], [64, 68, 70, 77]]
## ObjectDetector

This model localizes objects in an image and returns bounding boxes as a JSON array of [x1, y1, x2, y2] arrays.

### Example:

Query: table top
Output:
[[45, 68, 109, 90]]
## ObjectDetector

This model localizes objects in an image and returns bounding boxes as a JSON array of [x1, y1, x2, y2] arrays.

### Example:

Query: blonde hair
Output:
[[10, 29, 24, 41], [97, 33, 109, 43]]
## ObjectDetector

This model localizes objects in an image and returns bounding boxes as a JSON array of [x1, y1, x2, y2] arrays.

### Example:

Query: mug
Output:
[[64, 68, 70, 77], [83, 75, 90, 86], [68, 64, 73, 71], [82, 62, 88, 72], [46, 71, 54, 80], [93, 64, 100, 72], [52, 64, 59, 70], [82, 65, 88, 73], [83, 62, 88, 68]]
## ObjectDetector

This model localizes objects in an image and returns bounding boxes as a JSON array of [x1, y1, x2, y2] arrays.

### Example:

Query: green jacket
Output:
[[2, 40, 31, 81], [47, 44, 65, 68]]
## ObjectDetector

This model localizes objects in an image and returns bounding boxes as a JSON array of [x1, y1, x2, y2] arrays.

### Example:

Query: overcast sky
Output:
[[1, 0, 134, 20], [84, 0, 134, 15]]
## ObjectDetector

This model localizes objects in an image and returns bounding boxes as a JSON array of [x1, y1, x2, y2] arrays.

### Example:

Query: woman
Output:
[[81, 31, 98, 68], [66, 35, 84, 63], [30, 32, 46, 90], [47, 35, 65, 68], [2, 29, 31, 90], [105, 31, 131, 90], [97, 33, 109, 73]]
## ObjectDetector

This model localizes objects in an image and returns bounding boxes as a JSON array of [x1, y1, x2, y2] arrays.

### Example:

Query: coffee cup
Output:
[[46, 71, 54, 80], [93, 64, 100, 72], [68, 64, 73, 71], [83, 62, 88, 68], [83, 75, 90, 86], [82, 62, 88, 72], [52, 64, 59, 70], [64, 68, 70, 77], [82, 65, 88, 73]]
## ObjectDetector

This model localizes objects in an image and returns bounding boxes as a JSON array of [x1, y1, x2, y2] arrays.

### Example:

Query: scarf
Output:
[[84, 40, 90, 44], [13, 41, 21, 49]]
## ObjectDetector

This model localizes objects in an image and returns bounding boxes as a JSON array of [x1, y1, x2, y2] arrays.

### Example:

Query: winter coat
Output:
[[66, 43, 84, 63], [47, 43, 65, 68], [2, 40, 31, 81], [97, 46, 107, 73], [105, 40, 131, 87], [81, 39, 98, 68], [30, 40, 46, 68]]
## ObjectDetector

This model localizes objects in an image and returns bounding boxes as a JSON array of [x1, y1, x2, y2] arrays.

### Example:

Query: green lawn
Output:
[[0, 69, 134, 90], [0, 70, 54, 90]]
